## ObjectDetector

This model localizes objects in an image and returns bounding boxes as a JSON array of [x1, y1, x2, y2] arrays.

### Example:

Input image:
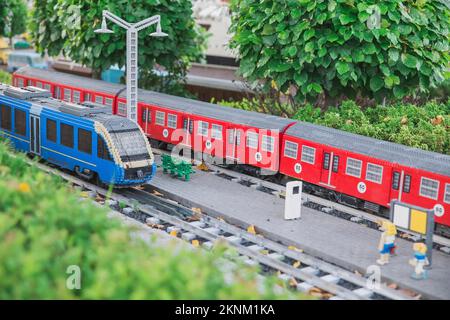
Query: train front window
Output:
[[110, 129, 150, 162]]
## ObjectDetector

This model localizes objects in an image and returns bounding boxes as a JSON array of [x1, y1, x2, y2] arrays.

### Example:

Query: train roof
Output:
[[15, 67, 293, 130], [286, 121, 450, 177]]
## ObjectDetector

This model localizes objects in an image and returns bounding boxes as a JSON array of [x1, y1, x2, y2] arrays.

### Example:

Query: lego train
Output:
[[0, 83, 156, 187], [12, 68, 450, 235]]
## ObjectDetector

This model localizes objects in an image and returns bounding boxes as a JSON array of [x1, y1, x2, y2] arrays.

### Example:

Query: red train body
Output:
[[12, 68, 450, 232]]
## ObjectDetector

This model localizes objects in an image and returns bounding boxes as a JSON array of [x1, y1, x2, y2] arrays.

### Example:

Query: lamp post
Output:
[[94, 10, 168, 122]]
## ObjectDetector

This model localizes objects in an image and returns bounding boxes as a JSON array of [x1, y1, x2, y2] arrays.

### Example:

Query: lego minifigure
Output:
[[376, 220, 397, 265], [409, 243, 429, 280]]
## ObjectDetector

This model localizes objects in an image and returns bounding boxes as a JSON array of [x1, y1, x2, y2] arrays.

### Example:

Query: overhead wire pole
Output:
[[94, 10, 168, 123]]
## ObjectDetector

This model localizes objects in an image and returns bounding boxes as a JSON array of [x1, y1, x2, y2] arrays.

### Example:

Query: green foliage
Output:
[[293, 100, 450, 154], [0, 70, 12, 84], [0, 141, 303, 299], [229, 0, 450, 103], [29, 0, 207, 94], [0, 0, 27, 39]]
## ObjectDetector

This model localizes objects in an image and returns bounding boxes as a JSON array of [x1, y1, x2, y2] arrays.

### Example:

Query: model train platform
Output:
[[147, 155, 450, 300]]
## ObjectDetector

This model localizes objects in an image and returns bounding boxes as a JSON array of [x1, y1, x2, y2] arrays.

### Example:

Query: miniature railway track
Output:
[[152, 148, 450, 252], [33, 160, 414, 300]]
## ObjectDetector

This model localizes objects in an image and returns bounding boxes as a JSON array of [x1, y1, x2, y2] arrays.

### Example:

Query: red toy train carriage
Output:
[[12, 67, 450, 235]]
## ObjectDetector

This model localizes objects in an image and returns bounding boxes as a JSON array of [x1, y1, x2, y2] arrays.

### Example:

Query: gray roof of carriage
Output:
[[16, 67, 294, 130], [286, 121, 450, 177]]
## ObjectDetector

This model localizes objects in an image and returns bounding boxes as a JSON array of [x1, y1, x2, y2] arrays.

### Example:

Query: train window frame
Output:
[[118, 102, 127, 116], [78, 128, 92, 155], [167, 114, 178, 129], [97, 135, 112, 161], [73, 90, 81, 103], [0, 104, 12, 131], [323, 153, 330, 170], [182, 118, 193, 134], [403, 174, 411, 193], [155, 111, 165, 126], [444, 183, 450, 204], [366, 163, 383, 184], [14, 109, 27, 137], [198, 121, 209, 137], [105, 98, 113, 107], [419, 177, 439, 200], [392, 171, 400, 190], [46, 119, 57, 143], [44, 83, 51, 91], [95, 96, 104, 105], [55, 87, 61, 99], [284, 141, 298, 159], [142, 108, 152, 123], [60, 123, 74, 148], [63, 88, 72, 102], [246, 131, 258, 150], [211, 124, 223, 140], [17, 78, 24, 87], [301, 146, 316, 164], [345, 157, 362, 178], [262, 135, 274, 152], [332, 155, 340, 173]]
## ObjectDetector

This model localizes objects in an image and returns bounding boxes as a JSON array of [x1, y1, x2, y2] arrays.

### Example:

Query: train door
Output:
[[389, 169, 410, 204], [29, 115, 41, 155], [320, 150, 339, 188], [226, 128, 241, 163], [182, 117, 193, 148]]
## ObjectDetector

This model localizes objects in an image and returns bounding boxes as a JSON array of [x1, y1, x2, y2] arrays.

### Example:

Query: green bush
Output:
[[218, 99, 449, 154], [0, 70, 11, 85], [230, 0, 449, 103], [0, 140, 304, 299]]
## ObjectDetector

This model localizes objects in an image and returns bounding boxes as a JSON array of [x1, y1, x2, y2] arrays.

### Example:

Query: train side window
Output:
[[366, 163, 383, 184], [97, 135, 112, 161], [44, 83, 51, 91], [444, 184, 450, 204], [156, 111, 165, 126], [95, 96, 104, 105], [183, 119, 193, 133], [17, 78, 24, 87], [14, 109, 26, 136], [85, 93, 91, 102], [36, 81, 43, 88], [73, 90, 81, 103], [142, 108, 151, 123], [198, 121, 209, 137], [392, 171, 400, 190], [284, 141, 298, 159], [301, 146, 316, 164], [105, 98, 113, 107], [46, 119, 57, 142], [346, 157, 362, 178], [419, 177, 439, 200], [403, 174, 411, 193], [212, 124, 223, 140], [0, 104, 12, 131], [78, 128, 92, 155], [332, 155, 339, 172], [246, 131, 258, 149], [323, 153, 330, 170], [63, 88, 71, 102], [118, 102, 127, 115], [168, 114, 178, 129], [262, 135, 274, 152], [60, 123, 74, 148]]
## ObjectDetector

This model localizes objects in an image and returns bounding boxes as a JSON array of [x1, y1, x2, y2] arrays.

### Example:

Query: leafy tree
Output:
[[229, 0, 449, 104], [30, 0, 207, 94], [0, 0, 28, 45]]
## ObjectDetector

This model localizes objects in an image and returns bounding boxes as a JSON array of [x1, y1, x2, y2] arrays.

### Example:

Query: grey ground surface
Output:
[[147, 156, 450, 300]]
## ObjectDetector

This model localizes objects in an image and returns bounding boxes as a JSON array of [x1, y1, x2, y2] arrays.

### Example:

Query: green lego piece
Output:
[[161, 154, 195, 181]]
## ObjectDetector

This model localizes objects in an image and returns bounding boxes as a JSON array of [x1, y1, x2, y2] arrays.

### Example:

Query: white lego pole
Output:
[[95, 10, 167, 123], [284, 181, 303, 220]]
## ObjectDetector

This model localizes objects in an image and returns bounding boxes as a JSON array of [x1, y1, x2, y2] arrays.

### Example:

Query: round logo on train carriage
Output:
[[255, 152, 262, 162], [163, 129, 169, 138], [205, 140, 212, 150], [294, 163, 302, 174], [357, 182, 367, 194], [433, 204, 445, 217]]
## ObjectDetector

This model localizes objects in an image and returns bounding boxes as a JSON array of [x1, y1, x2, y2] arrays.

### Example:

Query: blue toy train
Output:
[[0, 84, 156, 187]]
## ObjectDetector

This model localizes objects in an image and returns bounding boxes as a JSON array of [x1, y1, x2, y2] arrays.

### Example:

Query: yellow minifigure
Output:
[[376, 220, 397, 265], [409, 243, 429, 280]]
